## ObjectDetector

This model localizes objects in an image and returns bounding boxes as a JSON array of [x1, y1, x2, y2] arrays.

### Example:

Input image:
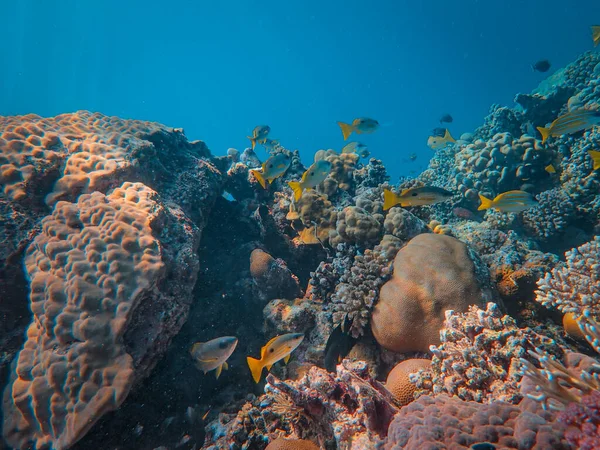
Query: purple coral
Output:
[[559, 390, 600, 450]]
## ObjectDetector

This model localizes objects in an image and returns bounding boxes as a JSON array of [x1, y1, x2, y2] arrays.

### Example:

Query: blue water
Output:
[[1, 0, 599, 180]]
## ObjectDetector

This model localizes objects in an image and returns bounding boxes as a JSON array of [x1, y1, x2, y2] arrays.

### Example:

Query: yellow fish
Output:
[[536, 109, 600, 143], [589, 150, 600, 170], [247, 333, 304, 383], [250, 153, 292, 189], [478, 190, 537, 213], [427, 129, 456, 150], [341, 141, 368, 154], [190, 336, 238, 379], [288, 160, 332, 201], [247, 125, 271, 150], [593, 25, 600, 47], [545, 164, 556, 174], [383, 186, 454, 210], [337, 118, 379, 141]]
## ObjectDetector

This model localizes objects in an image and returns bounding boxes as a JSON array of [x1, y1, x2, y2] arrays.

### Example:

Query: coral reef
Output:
[[371, 234, 491, 353], [384, 394, 568, 450], [250, 248, 301, 303], [202, 361, 398, 449], [331, 234, 402, 337], [536, 236, 600, 318], [413, 303, 563, 404], [329, 205, 383, 247], [2, 183, 200, 449]]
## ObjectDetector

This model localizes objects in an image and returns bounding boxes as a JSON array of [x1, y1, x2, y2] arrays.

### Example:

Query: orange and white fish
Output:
[[427, 129, 456, 150], [337, 118, 379, 141], [536, 109, 600, 143], [246, 333, 304, 383], [250, 153, 292, 189], [478, 190, 537, 213]]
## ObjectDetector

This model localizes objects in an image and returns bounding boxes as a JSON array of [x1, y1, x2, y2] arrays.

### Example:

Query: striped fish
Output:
[[593, 25, 600, 47], [537, 109, 600, 143], [478, 190, 537, 213]]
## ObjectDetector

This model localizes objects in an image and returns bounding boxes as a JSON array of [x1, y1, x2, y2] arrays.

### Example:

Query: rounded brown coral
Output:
[[386, 359, 431, 406], [250, 248, 275, 279], [265, 438, 320, 450], [371, 234, 485, 353]]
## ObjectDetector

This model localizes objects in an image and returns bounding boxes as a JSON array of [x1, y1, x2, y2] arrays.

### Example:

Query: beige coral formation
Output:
[[0, 111, 188, 205], [314, 149, 358, 191], [371, 234, 486, 353], [385, 359, 431, 406], [2, 182, 166, 450], [294, 190, 337, 241], [329, 205, 383, 247]]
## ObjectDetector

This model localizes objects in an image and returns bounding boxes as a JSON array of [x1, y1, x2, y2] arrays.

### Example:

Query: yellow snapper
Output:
[[593, 25, 600, 47], [536, 109, 600, 143], [247, 125, 271, 150], [341, 141, 368, 154], [427, 129, 456, 150], [337, 117, 379, 141], [247, 333, 304, 383], [478, 190, 537, 213], [589, 150, 600, 170], [288, 160, 332, 201], [190, 336, 238, 379], [383, 186, 454, 210], [250, 152, 292, 189]]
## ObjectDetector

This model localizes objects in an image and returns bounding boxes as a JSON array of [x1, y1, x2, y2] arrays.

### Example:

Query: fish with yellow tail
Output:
[[247, 125, 271, 150], [250, 153, 292, 189], [247, 333, 304, 383], [337, 117, 379, 141], [190, 336, 238, 379], [536, 109, 600, 143], [545, 164, 556, 174], [589, 150, 600, 170], [427, 129, 456, 150], [288, 160, 332, 201], [593, 25, 600, 47], [383, 186, 454, 210], [478, 190, 537, 213]]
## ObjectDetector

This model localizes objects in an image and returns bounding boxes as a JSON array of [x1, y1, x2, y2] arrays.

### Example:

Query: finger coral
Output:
[[2, 182, 198, 450], [371, 234, 490, 353]]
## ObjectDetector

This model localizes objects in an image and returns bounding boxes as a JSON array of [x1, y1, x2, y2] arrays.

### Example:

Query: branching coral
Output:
[[535, 236, 600, 318], [331, 235, 402, 337], [413, 303, 562, 404]]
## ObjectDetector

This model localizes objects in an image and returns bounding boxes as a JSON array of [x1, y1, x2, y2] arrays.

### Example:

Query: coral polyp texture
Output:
[[535, 236, 600, 318], [371, 233, 490, 353], [414, 303, 563, 404], [2, 183, 186, 449]]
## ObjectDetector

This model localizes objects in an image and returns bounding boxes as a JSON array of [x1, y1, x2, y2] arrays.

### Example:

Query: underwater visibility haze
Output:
[[2, 1, 600, 449]]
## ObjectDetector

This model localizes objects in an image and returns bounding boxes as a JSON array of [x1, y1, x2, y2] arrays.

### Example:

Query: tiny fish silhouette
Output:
[[439, 113, 453, 124], [532, 59, 551, 72]]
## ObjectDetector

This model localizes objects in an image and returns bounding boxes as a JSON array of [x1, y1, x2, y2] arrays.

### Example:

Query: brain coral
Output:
[[385, 359, 431, 407], [371, 234, 488, 353], [2, 182, 194, 450]]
